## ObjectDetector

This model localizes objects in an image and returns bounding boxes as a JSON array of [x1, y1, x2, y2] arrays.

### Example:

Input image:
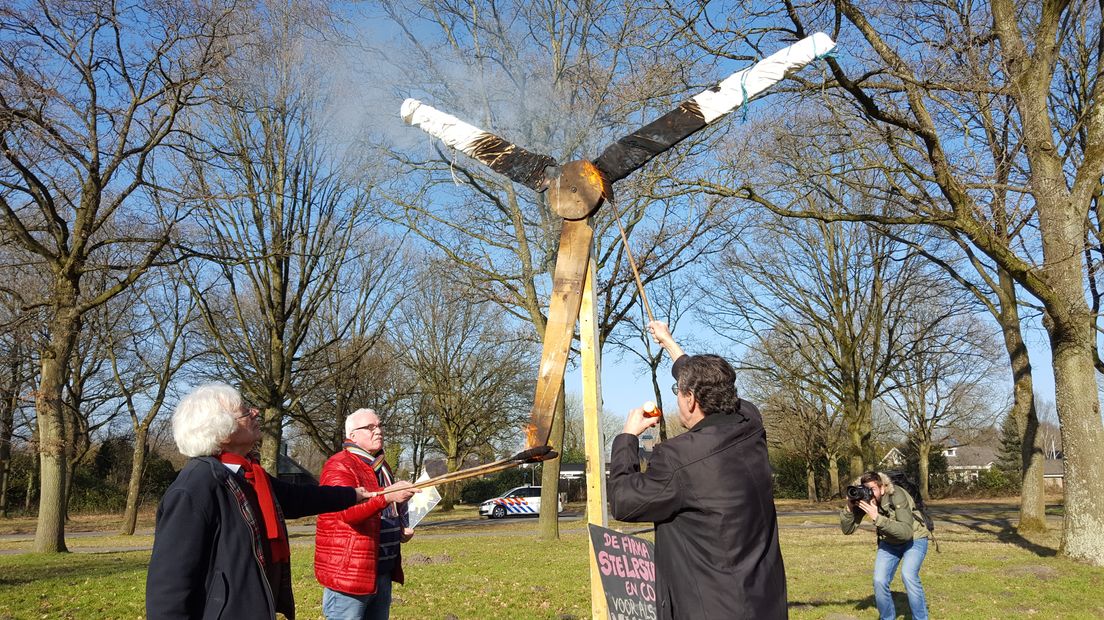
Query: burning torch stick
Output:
[[410, 445, 557, 490]]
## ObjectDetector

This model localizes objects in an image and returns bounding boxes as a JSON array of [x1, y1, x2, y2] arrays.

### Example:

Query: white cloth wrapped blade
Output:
[[593, 32, 836, 183], [400, 99, 558, 191], [692, 32, 835, 123]]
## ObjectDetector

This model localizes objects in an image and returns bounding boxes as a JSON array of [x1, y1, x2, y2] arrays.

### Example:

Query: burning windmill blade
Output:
[[593, 32, 836, 183], [400, 99, 559, 191]]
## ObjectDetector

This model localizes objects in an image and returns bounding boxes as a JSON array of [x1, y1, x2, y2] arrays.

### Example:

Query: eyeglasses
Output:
[[238, 404, 259, 418], [670, 382, 679, 396], [352, 423, 383, 434]]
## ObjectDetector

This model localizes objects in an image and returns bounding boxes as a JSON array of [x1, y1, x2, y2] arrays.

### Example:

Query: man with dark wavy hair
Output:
[[608, 321, 787, 619]]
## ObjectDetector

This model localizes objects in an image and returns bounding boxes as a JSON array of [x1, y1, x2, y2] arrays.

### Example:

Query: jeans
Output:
[[873, 537, 928, 620], [322, 570, 393, 620]]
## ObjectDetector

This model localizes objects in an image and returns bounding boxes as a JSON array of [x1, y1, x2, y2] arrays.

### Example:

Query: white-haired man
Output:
[[147, 383, 371, 620], [314, 408, 417, 620]]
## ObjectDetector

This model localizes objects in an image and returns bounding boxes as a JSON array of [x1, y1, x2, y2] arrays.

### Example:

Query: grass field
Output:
[[1, 500, 1102, 619]]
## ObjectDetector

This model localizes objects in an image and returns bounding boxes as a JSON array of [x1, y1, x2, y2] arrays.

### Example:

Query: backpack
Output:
[[885, 470, 935, 532]]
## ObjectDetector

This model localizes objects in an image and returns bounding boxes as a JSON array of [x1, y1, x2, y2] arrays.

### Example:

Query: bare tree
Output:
[[0, 0, 242, 552], [105, 267, 205, 535], [744, 333, 848, 501], [882, 313, 1004, 499], [0, 273, 37, 517], [395, 270, 537, 510], [876, 225, 1049, 529], [706, 214, 942, 478], [182, 2, 394, 470], [606, 273, 700, 443], [657, 0, 1104, 563]]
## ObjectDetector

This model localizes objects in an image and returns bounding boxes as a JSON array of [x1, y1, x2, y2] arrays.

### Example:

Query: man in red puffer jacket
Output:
[[315, 408, 418, 620]]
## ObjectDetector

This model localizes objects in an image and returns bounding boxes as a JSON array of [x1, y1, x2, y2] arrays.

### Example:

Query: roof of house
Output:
[[1043, 458, 1064, 477], [944, 445, 997, 468]]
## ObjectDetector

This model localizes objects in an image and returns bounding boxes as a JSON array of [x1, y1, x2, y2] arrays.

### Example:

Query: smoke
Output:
[[300, 7, 586, 166]]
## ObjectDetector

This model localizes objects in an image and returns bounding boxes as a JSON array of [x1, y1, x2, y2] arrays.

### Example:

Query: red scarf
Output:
[[219, 452, 290, 563]]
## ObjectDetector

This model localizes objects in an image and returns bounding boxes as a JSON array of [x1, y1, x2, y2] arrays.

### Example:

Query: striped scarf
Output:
[[343, 441, 398, 518]]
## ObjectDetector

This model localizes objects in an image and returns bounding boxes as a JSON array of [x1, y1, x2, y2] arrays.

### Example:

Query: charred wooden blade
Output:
[[593, 32, 836, 183], [401, 99, 559, 191], [526, 218, 595, 448]]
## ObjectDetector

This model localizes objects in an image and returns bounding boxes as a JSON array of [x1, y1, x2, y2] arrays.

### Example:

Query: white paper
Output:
[[405, 470, 442, 529]]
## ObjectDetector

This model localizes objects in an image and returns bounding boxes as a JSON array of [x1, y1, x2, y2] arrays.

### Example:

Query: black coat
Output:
[[608, 402, 787, 619], [146, 456, 357, 619]]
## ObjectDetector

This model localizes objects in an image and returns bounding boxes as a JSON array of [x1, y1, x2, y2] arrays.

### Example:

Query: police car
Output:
[[478, 486, 563, 519]]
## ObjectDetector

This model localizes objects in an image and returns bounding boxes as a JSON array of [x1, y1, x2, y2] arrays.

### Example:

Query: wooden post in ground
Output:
[[579, 252, 609, 620]]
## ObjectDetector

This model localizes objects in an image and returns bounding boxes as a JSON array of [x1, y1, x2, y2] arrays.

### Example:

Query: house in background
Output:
[[1043, 457, 1065, 489], [879, 447, 906, 469], [943, 445, 997, 482]]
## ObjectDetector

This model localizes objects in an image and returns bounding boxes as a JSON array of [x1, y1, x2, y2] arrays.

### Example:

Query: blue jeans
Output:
[[322, 570, 393, 620], [873, 537, 928, 620]]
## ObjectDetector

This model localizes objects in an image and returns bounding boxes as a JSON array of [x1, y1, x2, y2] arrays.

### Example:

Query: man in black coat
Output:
[[608, 321, 787, 619]]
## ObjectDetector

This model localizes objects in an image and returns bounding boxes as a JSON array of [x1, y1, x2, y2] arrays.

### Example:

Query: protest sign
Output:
[[588, 524, 657, 620]]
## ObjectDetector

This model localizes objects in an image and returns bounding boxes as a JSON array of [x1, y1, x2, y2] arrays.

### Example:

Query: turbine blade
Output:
[[401, 99, 558, 191], [594, 32, 836, 183]]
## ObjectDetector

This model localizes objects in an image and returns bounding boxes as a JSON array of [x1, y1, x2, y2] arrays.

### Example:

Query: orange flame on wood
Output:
[[525, 423, 541, 449], [581, 160, 611, 199]]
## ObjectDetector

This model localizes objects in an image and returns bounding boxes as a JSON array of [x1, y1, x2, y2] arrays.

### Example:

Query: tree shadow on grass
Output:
[[0, 552, 148, 587], [789, 591, 917, 618], [934, 509, 1057, 558]]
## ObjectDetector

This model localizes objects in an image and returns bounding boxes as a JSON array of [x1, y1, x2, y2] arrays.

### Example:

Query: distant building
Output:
[[942, 445, 997, 482], [1043, 458, 1065, 489], [559, 463, 586, 480], [277, 453, 318, 486], [879, 447, 906, 469]]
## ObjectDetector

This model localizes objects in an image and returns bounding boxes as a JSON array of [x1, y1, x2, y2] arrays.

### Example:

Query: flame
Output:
[[581, 160, 609, 199], [525, 423, 540, 449]]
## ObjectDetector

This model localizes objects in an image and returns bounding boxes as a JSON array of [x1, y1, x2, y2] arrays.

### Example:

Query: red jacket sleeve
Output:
[[319, 455, 390, 524]]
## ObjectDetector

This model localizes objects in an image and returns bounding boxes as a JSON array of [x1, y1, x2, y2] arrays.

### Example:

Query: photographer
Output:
[[840, 471, 929, 620]]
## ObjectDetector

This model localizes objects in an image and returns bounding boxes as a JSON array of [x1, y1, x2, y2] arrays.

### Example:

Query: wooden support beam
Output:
[[580, 250, 609, 620]]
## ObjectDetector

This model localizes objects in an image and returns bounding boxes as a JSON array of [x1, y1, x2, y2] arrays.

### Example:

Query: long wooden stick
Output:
[[411, 459, 522, 489], [606, 198, 654, 324]]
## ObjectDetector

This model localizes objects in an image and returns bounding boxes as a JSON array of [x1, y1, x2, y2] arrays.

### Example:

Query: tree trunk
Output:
[[259, 405, 281, 472], [847, 399, 874, 478], [1049, 319, 1104, 565], [439, 454, 460, 512], [24, 443, 36, 513], [995, 269, 1047, 531], [805, 461, 817, 501], [34, 307, 79, 553], [650, 364, 668, 442], [0, 375, 14, 517], [539, 386, 566, 541], [918, 441, 931, 500], [120, 425, 150, 535], [827, 454, 841, 499]]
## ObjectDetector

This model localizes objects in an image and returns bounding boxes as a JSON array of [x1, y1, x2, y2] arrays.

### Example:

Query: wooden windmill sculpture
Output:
[[404, 33, 836, 488]]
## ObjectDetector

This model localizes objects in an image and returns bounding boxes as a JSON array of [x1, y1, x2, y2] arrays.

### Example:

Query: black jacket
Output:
[[146, 456, 357, 619], [609, 401, 787, 619]]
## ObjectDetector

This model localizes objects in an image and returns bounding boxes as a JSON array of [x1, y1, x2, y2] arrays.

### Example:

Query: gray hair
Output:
[[345, 408, 377, 437], [172, 383, 242, 457]]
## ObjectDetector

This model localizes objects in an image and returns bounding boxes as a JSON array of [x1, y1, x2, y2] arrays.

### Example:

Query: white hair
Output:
[[345, 408, 377, 437], [173, 383, 242, 457]]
